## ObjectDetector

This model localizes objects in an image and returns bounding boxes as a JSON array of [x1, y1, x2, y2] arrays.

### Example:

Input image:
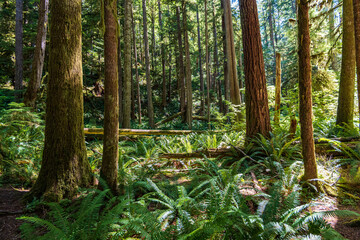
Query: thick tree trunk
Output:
[[223, 0, 241, 119], [123, 0, 132, 129], [15, 0, 23, 98], [183, 3, 193, 129], [143, 0, 155, 128], [176, 7, 186, 117], [24, 0, 49, 107], [28, 0, 92, 201], [240, 0, 271, 139], [298, 0, 318, 182], [158, 0, 167, 110], [336, 0, 356, 127], [101, 0, 119, 193], [197, 7, 205, 115], [354, 0, 360, 129], [133, 14, 142, 124], [274, 52, 281, 125]]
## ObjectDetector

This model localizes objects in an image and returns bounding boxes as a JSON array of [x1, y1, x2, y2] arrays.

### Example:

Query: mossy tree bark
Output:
[[239, 0, 271, 139], [143, 0, 155, 128], [223, 0, 242, 120], [28, 0, 92, 202], [336, 0, 356, 127], [183, 2, 193, 129], [100, 0, 119, 193], [354, 0, 360, 128], [274, 52, 281, 125], [123, 0, 132, 129], [297, 0, 318, 182], [205, 0, 210, 124], [24, 0, 49, 107]]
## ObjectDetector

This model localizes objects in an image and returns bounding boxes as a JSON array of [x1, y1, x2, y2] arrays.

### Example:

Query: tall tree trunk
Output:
[[329, 0, 338, 71], [28, 0, 92, 201], [168, 49, 172, 103], [298, 0, 318, 182], [158, 0, 167, 110], [151, 4, 156, 75], [268, 0, 276, 84], [239, 0, 271, 139], [118, 36, 123, 127], [101, 0, 119, 194], [24, 0, 49, 107], [197, 7, 205, 115], [143, 0, 155, 128], [183, 3, 193, 129], [354, 0, 360, 129], [15, 0, 23, 98], [221, 2, 229, 114], [133, 14, 142, 124], [205, 0, 210, 124], [123, 0, 132, 129], [213, 3, 223, 114], [176, 7, 186, 117], [336, 0, 356, 127], [223, 0, 242, 120], [274, 52, 281, 125]]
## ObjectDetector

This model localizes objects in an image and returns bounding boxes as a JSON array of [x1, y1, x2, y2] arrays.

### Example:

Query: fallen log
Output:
[[155, 111, 185, 127], [159, 148, 243, 159], [193, 116, 219, 122], [84, 128, 225, 136]]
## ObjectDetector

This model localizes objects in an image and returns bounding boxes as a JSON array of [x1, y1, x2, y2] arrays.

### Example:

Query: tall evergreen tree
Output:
[[123, 0, 132, 128], [297, 0, 318, 182], [15, 0, 23, 98], [24, 0, 49, 107], [336, 0, 356, 127], [354, 0, 360, 127], [28, 0, 92, 201], [239, 0, 271, 139], [101, 0, 119, 193]]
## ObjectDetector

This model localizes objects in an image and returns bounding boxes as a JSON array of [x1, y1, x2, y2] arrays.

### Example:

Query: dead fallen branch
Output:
[[84, 128, 225, 136], [159, 148, 244, 159], [155, 111, 185, 127]]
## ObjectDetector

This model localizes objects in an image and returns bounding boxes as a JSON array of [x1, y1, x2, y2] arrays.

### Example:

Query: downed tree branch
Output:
[[193, 116, 219, 122], [84, 128, 225, 136], [159, 148, 242, 159], [155, 111, 184, 127]]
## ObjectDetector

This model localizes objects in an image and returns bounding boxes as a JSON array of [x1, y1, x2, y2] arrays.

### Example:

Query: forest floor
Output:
[[0, 186, 360, 239]]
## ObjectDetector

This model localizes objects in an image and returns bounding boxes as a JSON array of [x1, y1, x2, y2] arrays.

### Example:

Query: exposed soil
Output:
[[0, 186, 360, 239], [0, 187, 28, 240]]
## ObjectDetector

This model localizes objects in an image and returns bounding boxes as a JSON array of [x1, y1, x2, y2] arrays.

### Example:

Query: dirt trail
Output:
[[0, 187, 28, 240]]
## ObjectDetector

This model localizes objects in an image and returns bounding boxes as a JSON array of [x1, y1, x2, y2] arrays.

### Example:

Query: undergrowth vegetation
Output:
[[1, 98, 360, 239]]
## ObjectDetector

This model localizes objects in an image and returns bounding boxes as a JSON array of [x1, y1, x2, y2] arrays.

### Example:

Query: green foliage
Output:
[[0, 102, 44, 186]]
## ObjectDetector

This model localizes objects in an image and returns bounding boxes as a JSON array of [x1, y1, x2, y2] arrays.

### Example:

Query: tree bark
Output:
[[118, 35, 123, 127], [297, 0, 318, 182], [336, 0, 356, 127], [143, 0, 155, 128], [353, 0, 360, 129], [132, 13, 142, 124], [123, 0, 132, 129], [329, 0, 338, 71], [223, 0, 241, 120], [183, 3, 193, 129], [221, 2, 229, 115], [268, 0, 276, 84], [15, 0, 23, 98], [176, 7, 186, 117], [274, 52, 281, 125], [213, 3, 223, 114], [239, 0, 271, 139], [197, 7, 205, 115], [101, 0, 119, 193], [158, 0, 167, 110], [205, 0, 210, 124], [24, 0, 49, 107], [28, 0, 92, 201]]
